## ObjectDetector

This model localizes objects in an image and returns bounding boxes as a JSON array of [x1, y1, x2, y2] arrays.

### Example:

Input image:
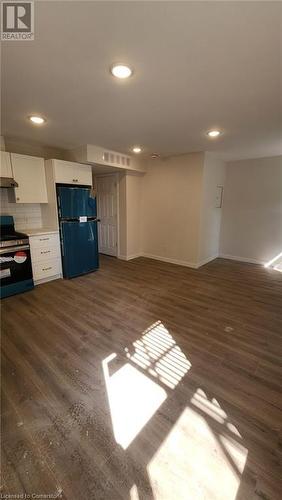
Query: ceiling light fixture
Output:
[[29, 115, 46, 125], [151, 153, 160, 159], [132, 146, 142, 153], [207, 129, 221, 138], [111, 64, 133, 79]]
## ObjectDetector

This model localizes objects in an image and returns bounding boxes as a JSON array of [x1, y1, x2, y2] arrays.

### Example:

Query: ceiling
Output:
[[2, 1, 282, 161]]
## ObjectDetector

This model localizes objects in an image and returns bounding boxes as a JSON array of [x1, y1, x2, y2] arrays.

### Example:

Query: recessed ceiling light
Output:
[[207, 129, 221, 138], [29, 115, 46, 125], [132, 146, 142, 153], [111, 64, 133, 79]]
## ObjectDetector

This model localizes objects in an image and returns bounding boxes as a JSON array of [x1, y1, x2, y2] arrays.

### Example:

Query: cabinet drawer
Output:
[[32, 258, 61, 280], [30, 233, 60, 249], [31, 245, 60, 263]]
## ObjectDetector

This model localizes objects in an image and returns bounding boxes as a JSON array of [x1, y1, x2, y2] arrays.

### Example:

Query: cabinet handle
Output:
[[72, 179, 78, 182], [16, 197, 20, 201], [40, 250, 50, 254], [42, 267, 52, 271], [39, 238, 50, 241]]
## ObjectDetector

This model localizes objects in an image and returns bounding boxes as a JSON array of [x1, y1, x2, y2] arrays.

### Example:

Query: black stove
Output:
[[1, 230, 28, 240], [0, 231, 29, 246], [0, 217, 29, 244], [0, 215, 34, 298]]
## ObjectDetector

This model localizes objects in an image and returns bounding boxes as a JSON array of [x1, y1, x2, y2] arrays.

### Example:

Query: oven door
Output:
[[0, 244, 34, 297]]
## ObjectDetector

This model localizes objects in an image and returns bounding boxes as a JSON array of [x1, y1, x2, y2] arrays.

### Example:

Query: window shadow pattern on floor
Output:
[[102, 321, 249, 500]]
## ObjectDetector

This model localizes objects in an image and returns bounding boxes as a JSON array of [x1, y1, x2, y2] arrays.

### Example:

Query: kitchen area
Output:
[[0, 151, 101, 298], [0, 141, 145, 299]]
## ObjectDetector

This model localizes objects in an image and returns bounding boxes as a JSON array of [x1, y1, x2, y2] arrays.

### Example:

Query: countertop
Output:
[[20, 228, 59, 237]]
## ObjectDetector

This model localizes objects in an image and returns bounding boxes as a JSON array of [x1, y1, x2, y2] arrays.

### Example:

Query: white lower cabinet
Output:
[[32, 258, 62, 282], [29, 232, 62, 285]]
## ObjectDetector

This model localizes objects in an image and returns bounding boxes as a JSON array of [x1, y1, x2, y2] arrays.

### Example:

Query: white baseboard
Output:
[[142, 253, 198, 269], [118, 252, 263, 269], [197, 255, 219, 267], [118, 253, 143, 261], [119, 252, 218, 269], [219, 253, 263, 265]]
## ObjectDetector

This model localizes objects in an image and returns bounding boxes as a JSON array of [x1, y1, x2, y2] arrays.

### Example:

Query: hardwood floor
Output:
[[1, 256, 282, 499]]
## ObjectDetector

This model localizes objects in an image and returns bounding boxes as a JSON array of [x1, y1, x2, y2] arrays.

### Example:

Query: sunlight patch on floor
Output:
[[102, 324, 248, 499], [102, 321, 191, 449], [129, 484, 140, 500], [103, 355, 167, 449], [147, 402, 248, 500], [126, 321, 192, 389], [264, 251, 282, 271], [191, 388, 228, 424]]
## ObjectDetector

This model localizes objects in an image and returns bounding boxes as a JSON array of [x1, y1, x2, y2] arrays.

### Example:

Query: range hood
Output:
[[0, 177, 18, 188]]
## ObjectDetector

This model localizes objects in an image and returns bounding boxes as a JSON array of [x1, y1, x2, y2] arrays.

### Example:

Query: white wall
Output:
[[220, 156, 282, 264], [126, 173, 143, 258], [0, 188, 42, 230], [141, 153, 204, 267], [118, 173, 127, 257], [118, 172, 143, 260], [198, 153, 226, 264], [0, 136, 5, 151]]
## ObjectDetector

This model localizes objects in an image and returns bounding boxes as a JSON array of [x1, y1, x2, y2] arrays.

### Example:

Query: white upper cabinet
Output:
[[53, 160, 92, 186], [11, 153, 48, 203], [0, 151, 13, 178]]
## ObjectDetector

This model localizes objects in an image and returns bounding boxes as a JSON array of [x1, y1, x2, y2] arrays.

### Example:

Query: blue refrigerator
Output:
[[57, 186, 99, 278]]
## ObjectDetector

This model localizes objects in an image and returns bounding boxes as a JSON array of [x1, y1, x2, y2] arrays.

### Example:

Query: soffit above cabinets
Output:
[[68, 144, 146, 173]]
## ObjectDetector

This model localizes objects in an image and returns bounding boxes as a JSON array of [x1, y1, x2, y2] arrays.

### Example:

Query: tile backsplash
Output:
[[0, 188, 42, 230]]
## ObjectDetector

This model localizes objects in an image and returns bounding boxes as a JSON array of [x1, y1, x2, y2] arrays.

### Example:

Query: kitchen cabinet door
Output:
[[0, 152, 12, 178], [11, 153, 48, 203], [54, 160, 92, 186]]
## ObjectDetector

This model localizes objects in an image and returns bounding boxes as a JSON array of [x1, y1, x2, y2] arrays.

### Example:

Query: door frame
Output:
[[95, 172, 120, 257]]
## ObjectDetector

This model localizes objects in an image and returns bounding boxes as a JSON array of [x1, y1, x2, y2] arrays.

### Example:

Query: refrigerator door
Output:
[[57, 186, 96, 219], [61, 220, 99, 278]]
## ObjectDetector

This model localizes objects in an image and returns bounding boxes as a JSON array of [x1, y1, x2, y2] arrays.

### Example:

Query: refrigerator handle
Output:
[[57, 194, 61, 218], [60, 221, 65, 256]]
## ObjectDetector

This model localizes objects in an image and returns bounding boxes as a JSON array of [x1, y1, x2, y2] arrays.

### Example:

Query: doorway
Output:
[[96, 174, 118, 256]]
